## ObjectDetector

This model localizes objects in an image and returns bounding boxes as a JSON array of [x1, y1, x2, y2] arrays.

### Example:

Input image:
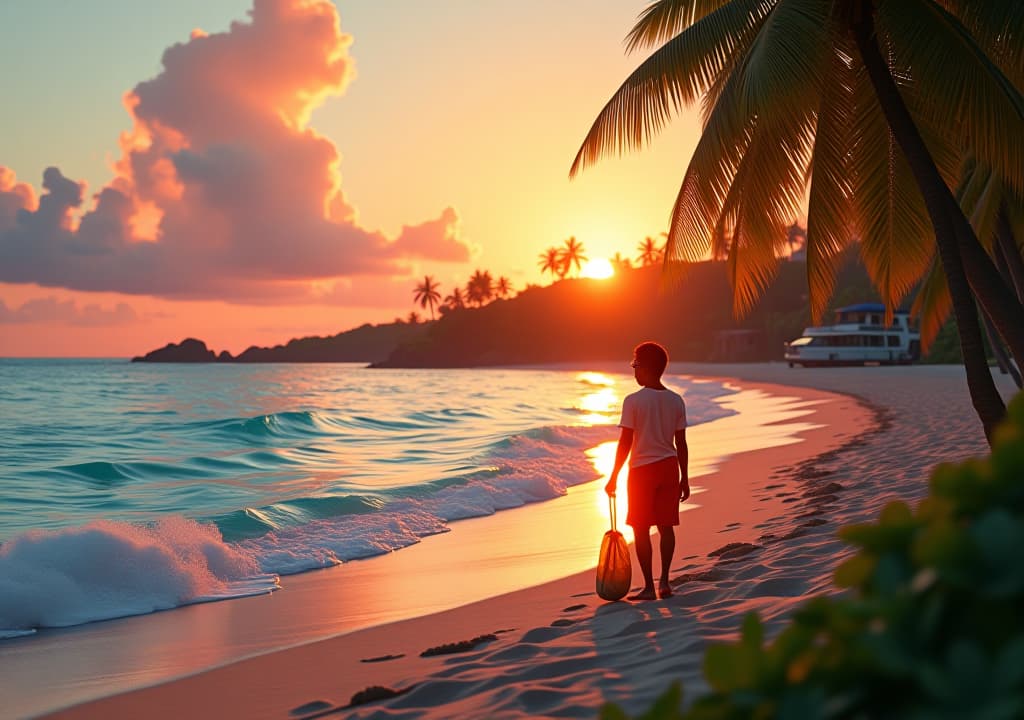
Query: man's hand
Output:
[[605, 476, 618, 496], [679, 480, 690, 503]]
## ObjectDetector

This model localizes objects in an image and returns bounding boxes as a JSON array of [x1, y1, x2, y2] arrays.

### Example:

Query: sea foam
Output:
[[236, 424, 614, 574], [0, 516, 276, 634]]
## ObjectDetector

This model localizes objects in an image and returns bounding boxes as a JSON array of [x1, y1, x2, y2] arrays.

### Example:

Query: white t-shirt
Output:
[[619, 386, 687, 468]]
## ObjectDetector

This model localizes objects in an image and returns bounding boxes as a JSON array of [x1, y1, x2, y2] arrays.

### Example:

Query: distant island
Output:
[[136, 258, 910, 367], [132, 322, 428, 364]]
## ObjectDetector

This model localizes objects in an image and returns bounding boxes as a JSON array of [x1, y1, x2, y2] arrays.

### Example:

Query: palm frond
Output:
[[693, 3, 826, 314], [956, 158, 1003, 251], [700, 3, 773, 126], [662, 62, 755, 266], [1006, 190, 1024, 253], [728, 112, 817, 316], [737, 0, 832, 118], [910, 251, 952, 352], [806, 35, 857, 324], [664, 0, 825, 314], [849, 62, 936, 319], [570, 0, 768, 177], [941, 0, 1024, 88], [879, 0, 1024, 195], [624, 0, 739, 54]]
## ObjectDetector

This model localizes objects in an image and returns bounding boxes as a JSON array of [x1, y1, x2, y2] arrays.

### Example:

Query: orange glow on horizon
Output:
[[580, 257, 615, 280]]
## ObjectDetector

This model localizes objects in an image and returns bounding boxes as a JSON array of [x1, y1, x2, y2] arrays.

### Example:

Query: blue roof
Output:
[[836, 303, 908, 314]]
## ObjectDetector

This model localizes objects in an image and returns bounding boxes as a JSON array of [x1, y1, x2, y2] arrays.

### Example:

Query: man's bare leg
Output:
[[629, 526, 656, 600], [657, 525, 675, 598]]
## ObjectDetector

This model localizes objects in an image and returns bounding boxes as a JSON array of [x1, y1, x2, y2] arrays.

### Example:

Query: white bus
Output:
[[784, 303, 921, 367]]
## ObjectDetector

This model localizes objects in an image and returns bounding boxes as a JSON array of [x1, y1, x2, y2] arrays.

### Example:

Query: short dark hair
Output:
[[633, 341, 669, 375]]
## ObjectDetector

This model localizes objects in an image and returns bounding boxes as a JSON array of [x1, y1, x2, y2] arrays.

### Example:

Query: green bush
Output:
[[603, 394, 1024, 720]]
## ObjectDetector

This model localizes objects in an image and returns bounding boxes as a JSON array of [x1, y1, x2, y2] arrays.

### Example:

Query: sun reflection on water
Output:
[[574, 372, 621, 426], [576, 371, 615, 387]]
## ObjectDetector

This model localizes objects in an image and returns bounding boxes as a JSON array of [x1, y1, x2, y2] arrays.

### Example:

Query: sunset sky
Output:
[[0, 0, 701, 357]]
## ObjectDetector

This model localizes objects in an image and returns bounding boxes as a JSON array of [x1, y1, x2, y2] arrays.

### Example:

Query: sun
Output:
[[580, 257, 615, 280]]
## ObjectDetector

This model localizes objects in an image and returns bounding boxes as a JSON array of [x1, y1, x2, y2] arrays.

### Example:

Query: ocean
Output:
[[0, 359, 736, 639]]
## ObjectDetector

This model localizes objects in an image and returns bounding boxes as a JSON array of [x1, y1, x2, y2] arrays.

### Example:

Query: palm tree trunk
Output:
[[854, 4, 1024, 372], [981, 308, 1022, 387], [852, 4, 1005, 441], [996, 203, 1024, 303]]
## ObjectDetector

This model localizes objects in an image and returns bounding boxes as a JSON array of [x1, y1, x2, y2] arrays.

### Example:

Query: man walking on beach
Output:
[[605, 341, 689, 601]]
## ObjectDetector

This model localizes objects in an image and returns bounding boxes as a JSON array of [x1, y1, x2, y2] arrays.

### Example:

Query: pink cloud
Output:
[[0, 0, 470, 302], [392, 207, 475, 262], [0, 297, 138, 326]]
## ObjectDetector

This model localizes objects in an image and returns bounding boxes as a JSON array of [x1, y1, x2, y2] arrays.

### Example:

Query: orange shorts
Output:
[[626, 457, 680, 528]]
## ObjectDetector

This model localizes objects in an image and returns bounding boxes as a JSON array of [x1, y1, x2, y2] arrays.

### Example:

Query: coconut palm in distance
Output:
[[785, 223, 808, 259], [561, 236, 588, 277], [636, 236, 665, 267], [611, 252, 633, 271], [467, 269, 494, 307], [413, 275, 442, 321], [571, 0, 1024, 440], [444, 286, 466, 311], [495, 276, 513, 299], [539, 247, 565, 280]]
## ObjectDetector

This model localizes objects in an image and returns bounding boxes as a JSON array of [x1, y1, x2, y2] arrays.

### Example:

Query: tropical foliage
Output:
[[611, 252, 634, 271], [467, 269, 495, 307], [412, 275, 442, 321], [601, 390, 1024, 720], [539, 246, 565, 279], [538, 237, 590, 280], [572, 0, 1024, 441], [495, 276, 513, 298], [561, 236, 588, 276], [636, 236, 666, 267], [443, 286, 466, 312]]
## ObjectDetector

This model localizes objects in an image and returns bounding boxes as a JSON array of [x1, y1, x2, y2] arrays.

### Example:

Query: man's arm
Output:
[[675, 428, 690, 502], [604, 427, 634, 496]]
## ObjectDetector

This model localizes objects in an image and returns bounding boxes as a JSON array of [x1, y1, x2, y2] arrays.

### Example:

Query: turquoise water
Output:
[[0, 359, 735, 636]]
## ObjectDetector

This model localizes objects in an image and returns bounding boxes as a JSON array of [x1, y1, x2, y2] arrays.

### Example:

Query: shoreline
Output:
[[44, 376, 871, 720]]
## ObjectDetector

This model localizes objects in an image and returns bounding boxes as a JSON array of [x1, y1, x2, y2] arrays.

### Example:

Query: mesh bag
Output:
[[595, 495, 631, 601]]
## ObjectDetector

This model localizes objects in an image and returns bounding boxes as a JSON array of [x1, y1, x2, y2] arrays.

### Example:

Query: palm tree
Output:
[[785, 223, 808, 259], [636, 236, 664, 267], [538, 247, 563, 280], [495, 276, 513, 298], [444, 286, 466, 311], [571, 0, 1024, 441], [611, 252, 633, 271], [412, 275, 442, 321], [561, 236, 588, 277], [466, 269, 494, 307]]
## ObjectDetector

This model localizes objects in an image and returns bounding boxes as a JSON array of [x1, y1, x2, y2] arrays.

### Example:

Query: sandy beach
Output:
[[38, 364, 1016, 720]]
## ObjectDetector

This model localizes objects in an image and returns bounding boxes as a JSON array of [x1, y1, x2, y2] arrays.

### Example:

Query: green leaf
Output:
[[971, 510, 1024, 595], [638, 682, 684, 720], [835, 554, 876, 588], [741, 612, 764, 648], [879, 501, 913, 525], [600, 702, 632, 720], [994, 637, 1024, 688]]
